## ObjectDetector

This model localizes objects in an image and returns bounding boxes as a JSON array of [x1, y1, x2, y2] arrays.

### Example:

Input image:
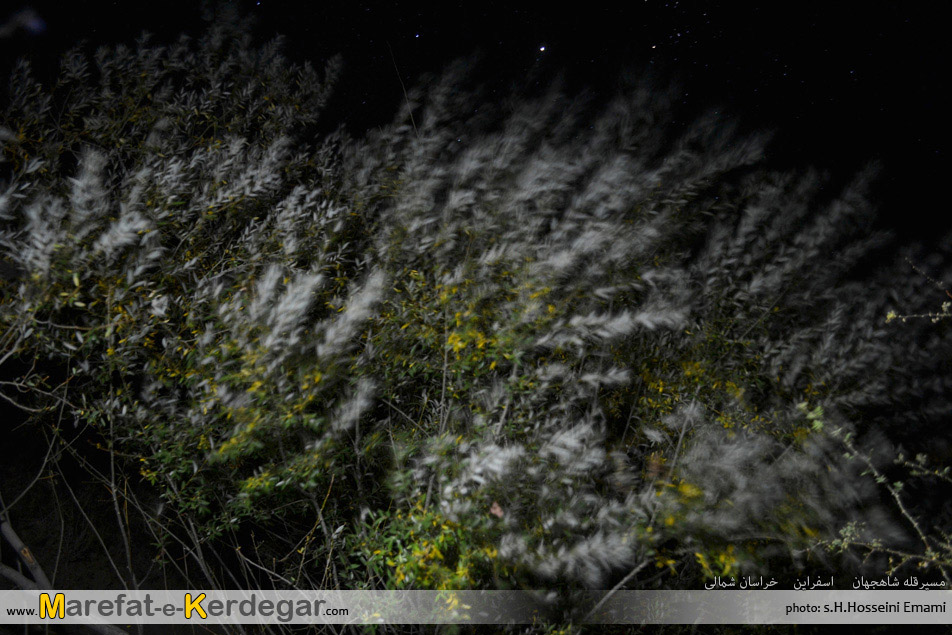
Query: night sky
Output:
[[2, 1, 949, 243]]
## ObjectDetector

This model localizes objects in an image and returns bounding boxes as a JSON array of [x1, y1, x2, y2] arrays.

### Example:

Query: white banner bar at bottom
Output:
[[2, 590, 952, 625]]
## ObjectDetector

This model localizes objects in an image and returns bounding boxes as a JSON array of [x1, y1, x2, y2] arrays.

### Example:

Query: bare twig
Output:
[[386, 41, 419, 139], [0, 505, 52, 588]]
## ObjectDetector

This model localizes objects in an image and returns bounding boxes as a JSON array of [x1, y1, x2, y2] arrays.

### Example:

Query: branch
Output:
[[0, 537, 131, 635], [0, 561, 36, 590], [0, 517, 52, 588]]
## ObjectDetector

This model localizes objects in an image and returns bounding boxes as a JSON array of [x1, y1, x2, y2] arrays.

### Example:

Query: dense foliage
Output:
[[2, 11, 951, 613]]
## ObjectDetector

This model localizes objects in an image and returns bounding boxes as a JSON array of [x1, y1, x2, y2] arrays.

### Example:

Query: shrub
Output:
[[1, 11, 950, 601]]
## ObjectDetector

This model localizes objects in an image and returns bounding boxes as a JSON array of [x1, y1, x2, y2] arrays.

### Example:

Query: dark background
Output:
[[2, 1, 949, 244]]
